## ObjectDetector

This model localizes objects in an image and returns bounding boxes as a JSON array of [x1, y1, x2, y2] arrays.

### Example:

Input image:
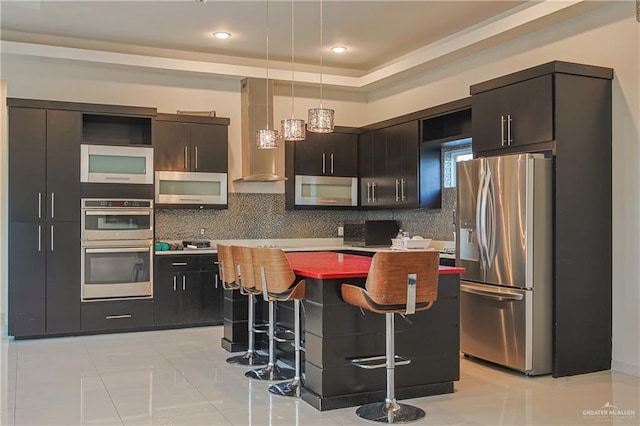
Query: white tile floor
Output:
[[1, 326, 638, 425]]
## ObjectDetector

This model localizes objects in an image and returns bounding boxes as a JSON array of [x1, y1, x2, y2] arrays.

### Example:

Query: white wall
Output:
[[0, 2, 637, 375], [367, 2, 640, 376]]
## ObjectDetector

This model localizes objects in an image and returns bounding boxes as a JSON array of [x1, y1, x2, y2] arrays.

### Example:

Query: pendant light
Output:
[[307, 0, 335, 133], [280, 0, 306, 141], [257, 0, 279, 149]]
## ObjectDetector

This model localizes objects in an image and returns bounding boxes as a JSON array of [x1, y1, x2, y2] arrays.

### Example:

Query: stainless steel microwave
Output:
[[81, 144, 153, 184], [294, 175, 358, 207], [155, 171, 228, 206]]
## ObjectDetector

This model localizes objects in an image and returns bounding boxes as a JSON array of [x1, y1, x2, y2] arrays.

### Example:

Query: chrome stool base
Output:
[[268, 378, 302, 398], [244, 364, 294, 381], [226, 350, 269, 366], [356, 401, 426, 424]]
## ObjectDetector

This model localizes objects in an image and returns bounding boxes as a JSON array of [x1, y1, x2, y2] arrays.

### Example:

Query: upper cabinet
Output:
[[359, 121, 419, 207], [9, 106, 82, 222], [83, 113, 153, 146], [472, 75, 553, 153], [470, 61, 613, 157], [295, 130, 358, 177], [154, 114, 229, 173]]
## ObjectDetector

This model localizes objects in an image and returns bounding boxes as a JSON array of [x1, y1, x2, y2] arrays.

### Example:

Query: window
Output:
[[443, 142, 472, 188]]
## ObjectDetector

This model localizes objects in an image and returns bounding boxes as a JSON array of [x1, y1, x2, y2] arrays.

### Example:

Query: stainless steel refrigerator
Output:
[[456, 153, 552, 375]]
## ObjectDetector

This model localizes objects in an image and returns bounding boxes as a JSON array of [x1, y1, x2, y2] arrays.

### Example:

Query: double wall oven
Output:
[[81, 199, 154, 301]]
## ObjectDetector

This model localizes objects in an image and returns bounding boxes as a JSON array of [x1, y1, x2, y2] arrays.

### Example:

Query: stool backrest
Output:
[[231, 245, 256, 290], [216, 244, 236, 286], [365, 251, 439, 307], [251, 247, 296, 294]]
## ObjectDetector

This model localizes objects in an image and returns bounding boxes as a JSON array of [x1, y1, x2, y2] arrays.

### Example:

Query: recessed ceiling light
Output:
[[213, 32, 231, 40], [331, 46, 347, 54]]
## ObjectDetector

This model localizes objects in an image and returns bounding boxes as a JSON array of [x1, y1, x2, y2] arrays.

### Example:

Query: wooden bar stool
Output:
[[341, 251, 439, 423], [245, 247, 305, 396], [225, 245, 269, 367]]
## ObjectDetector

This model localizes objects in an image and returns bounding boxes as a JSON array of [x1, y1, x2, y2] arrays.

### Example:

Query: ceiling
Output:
[[0, 0, 607, 89]]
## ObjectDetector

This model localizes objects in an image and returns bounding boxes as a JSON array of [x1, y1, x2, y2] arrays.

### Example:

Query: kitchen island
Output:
[[225, 250, 464, 411]]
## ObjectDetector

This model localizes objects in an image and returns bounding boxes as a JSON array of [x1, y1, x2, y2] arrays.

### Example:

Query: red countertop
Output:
[[286, 251, 465, 280]]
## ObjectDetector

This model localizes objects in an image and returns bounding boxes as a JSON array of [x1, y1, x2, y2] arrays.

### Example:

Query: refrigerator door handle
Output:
[[486, 168, 497, 267], [477, 164, 490, 273], [475, 166, 485, 268], [461, 284, 524, 301]]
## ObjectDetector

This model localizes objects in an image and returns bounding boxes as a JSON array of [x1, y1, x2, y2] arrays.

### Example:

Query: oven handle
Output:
[[85, 247, 150, 254], [84, 210, 151, 216]]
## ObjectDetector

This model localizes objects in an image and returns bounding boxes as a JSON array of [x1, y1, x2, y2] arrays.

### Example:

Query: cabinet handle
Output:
[[51, 192, 55, 219], [172, 262, 188, 266], [184, 146, 188, 170], [322, 153, 326, 174], [507, 114, 513, 145], [330, 153, 334, 174], [38, 192, 42, 219], [195, 146, 199, 170], [182, 275, 186, 291], [50, 225, 54, 252], [173, 276, 177, 291], [215, 274, 219, 289], [106, 314, 132, 320], [401, 179, 406, 201], [500, 115, 506, 146], [105, 176, 132, 181], [366, 182, 371, 203], [372, 182, 377, 203], [38, 225, 42, 252], [395, 179, 400, 201]]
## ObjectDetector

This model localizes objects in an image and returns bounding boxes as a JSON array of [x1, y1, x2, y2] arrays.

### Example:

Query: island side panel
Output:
[[302, 273, 460, 411]]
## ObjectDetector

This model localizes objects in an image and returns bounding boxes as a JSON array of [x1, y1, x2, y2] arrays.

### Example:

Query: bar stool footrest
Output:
[[251, 322, 270, 334], [351, 355, 411, 370], [274, 329, 295, 343]]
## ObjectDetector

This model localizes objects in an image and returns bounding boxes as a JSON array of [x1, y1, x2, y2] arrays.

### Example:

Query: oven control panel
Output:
[[82, 199, 153, 208]]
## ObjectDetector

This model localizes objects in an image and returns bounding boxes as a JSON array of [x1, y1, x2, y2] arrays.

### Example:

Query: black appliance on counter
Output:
[[343, 220, 399, 247]]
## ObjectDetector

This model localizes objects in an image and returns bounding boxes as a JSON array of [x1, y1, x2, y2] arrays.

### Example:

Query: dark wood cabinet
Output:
[[472, 75, 553, 154], [9, 107, 81, 222], [154, 254, 222, 326], [81, 300, 154, 332], [47, 110, 83, 221], [359, 121, 419, 207], [46, 222, 81, 333], [295, 131, 358, 177], [470, 61, 614, 377], [8, 222, 46, 337], [199, 256, 222, 323], [8, 104, 82, 338], [8, 108, 46, 222], [154, 114, 229, 173]]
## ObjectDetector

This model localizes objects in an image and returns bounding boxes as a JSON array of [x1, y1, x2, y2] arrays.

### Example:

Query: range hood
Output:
[[235, 78, 286, 182]]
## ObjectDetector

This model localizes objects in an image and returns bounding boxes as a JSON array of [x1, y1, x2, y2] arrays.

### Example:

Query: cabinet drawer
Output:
[[200, 255, 218, 271], [156, 255, 200, 273], [81, 300, 154, 331]]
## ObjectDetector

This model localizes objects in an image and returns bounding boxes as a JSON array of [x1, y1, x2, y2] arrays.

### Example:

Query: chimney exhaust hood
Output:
[[235, 78, 286, 182]]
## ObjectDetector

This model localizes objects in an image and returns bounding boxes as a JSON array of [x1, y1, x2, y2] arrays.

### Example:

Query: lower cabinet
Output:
[[81, 300, 154, 332], [9, 221, 80, 338], [154, 254, 222, 326]]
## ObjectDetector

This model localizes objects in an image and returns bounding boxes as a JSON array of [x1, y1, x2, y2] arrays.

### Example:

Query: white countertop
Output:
[[155, 238, 455, 258]]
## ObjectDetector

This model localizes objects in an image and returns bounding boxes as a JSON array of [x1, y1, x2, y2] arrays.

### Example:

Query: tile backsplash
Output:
[[155, 188, 456, 241]]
